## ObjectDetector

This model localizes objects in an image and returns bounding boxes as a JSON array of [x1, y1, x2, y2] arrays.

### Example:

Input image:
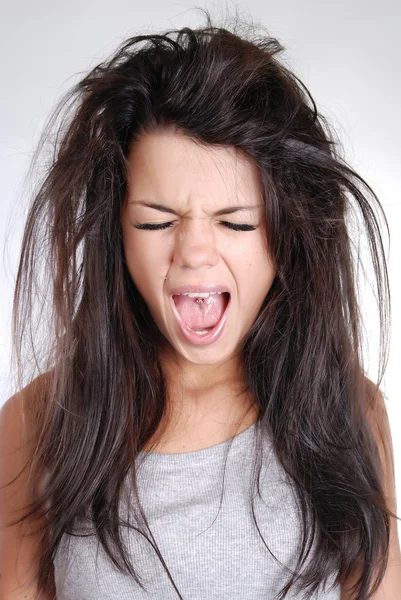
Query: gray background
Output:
[[1, 0, 400, 535]]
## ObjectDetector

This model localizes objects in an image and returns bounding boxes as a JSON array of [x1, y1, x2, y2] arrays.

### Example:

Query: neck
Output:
[[158, 346, 258, 435]]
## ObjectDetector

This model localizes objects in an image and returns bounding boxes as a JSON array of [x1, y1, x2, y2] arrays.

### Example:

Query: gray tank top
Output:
[[53, 421, 341, 599]]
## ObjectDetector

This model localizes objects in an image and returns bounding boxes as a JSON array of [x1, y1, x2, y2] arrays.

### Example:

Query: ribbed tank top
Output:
[[53, 421, 341, 599]]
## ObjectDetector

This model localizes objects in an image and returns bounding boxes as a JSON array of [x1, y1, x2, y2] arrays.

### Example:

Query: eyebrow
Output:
[[130, 201, 261, 217]]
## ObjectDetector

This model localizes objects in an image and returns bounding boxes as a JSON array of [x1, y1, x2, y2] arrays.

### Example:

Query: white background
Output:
[[1, 0, 400, 536]]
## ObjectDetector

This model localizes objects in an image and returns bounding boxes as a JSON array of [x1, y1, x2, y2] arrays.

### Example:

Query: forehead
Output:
[[126, 128, 263, 210]]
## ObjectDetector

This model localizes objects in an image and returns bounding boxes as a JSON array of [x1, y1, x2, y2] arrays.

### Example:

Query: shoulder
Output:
[[0, 373, 48, 476], [2, 371, 52, 423], [362, 377, 398, 521], [0, 373, 55, 599], [363, 377, 396, 500], [0, 371, 52, 515], [364, 376, 388, 420], [0, 374, 49, 476], [340, 376, 401, 599]]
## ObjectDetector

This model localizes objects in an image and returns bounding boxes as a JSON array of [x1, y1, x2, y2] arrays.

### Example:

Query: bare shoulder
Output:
[[0, 372, 51, 485], [363, 378, 396, 494], [341, 376, 401, 599], [362, 377, 399, 528], [0, 373, 55, 599]]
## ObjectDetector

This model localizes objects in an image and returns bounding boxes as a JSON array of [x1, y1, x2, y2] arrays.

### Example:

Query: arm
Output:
[[341, 381, 401, 599], [0, 380, 56, 600]]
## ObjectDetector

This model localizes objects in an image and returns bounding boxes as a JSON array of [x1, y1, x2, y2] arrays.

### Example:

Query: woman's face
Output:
[[121, 128, 276, 366]]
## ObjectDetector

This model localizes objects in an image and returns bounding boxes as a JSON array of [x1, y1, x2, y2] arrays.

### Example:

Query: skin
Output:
[[120, 126, 276, 451]]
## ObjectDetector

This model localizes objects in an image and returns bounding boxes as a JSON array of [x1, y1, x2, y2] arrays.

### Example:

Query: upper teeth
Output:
[[176, 291, 222, 298]]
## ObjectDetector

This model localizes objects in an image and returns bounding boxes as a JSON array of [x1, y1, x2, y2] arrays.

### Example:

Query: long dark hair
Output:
[[8, 8, 396, 600]]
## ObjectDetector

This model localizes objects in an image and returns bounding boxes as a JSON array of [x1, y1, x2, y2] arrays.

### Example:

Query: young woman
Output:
[[1, 10, 400, 600]]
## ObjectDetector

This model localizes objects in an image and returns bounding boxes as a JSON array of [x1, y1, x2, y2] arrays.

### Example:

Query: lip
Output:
[[169, 283, 231, 296], [169, 287, 231, 346]]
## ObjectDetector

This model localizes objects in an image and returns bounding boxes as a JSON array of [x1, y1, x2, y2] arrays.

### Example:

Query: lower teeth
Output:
[[191, 328, 209, 335]]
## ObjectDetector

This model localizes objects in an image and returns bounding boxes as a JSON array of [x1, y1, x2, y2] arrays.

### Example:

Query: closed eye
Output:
[[133, 221, 256, 231], [221, 221, 256, 231]]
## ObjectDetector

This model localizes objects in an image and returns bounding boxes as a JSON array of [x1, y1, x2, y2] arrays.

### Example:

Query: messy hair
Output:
[[8, 7, 395, 600]]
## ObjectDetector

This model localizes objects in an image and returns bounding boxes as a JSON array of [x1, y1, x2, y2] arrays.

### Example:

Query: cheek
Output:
[[239, 242, 275, 301], [230, 238, 271, 277], [124, 233, 167, 281], [122, 235, 168, 315]]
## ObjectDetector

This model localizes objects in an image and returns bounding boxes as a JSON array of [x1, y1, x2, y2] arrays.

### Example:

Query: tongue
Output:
[[173, 294, 227, 330]]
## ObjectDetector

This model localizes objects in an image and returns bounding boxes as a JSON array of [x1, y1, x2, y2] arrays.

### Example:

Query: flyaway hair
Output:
[[7, 7, 396, 600]]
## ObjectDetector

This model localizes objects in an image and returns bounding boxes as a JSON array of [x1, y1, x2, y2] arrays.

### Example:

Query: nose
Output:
[[172, 219, 219, 271]]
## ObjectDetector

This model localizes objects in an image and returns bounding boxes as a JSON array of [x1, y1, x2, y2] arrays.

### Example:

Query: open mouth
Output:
[[170, 292, 231, 344]]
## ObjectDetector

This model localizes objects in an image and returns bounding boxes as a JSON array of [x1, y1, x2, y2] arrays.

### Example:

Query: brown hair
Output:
[[8, 7, 396, 599]]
